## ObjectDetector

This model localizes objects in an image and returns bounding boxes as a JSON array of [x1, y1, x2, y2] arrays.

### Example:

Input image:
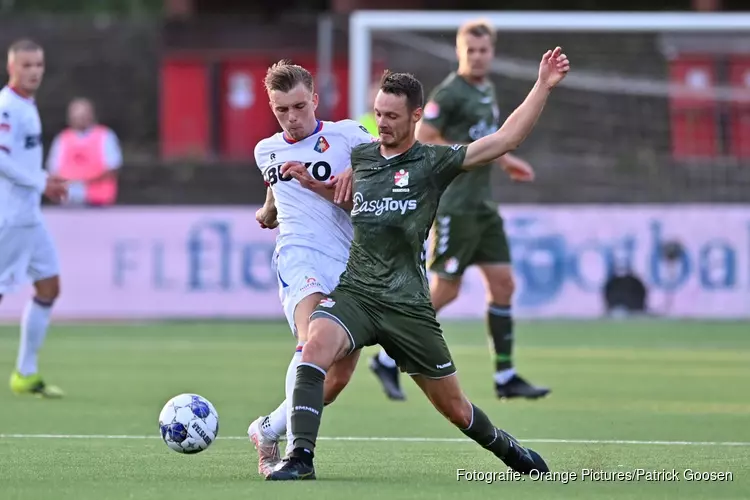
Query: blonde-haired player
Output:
[[0, 39, 68, 397], [247, 60, 375, 477]]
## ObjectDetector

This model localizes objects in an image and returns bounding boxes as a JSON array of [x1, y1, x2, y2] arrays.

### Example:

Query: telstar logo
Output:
[[314, 136, 330, 153]]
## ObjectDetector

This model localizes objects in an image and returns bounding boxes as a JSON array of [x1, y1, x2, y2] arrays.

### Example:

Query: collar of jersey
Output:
[[282, 120, 323, 144], [374, 141, 423, 166], [6, 85, 35, 103], [454, 72, 491, 94]]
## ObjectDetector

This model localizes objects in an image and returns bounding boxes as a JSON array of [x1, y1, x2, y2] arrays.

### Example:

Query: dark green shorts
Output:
[[428, 211, 511, 278], [310, 288, 456, 379]]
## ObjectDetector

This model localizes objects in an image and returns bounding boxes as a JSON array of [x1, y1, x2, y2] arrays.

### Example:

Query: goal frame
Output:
[[348, 10, 750, 119]]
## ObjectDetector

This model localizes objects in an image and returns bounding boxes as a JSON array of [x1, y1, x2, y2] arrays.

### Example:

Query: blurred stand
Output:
[[0, 0, 745, 206]]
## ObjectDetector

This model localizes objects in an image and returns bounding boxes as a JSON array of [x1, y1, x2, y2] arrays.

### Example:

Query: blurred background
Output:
[[0, 0, 748, 321]]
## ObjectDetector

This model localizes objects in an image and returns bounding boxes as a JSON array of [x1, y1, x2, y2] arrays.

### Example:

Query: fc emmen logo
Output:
[[394, 169, 409, 187], [314, 136, 330, 153]]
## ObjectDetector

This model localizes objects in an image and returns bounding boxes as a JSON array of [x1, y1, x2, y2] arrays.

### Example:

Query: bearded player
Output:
[[247, 60, 375, 477], [372, 19, 550, 400], [272, 47, 569, 480], [0, 39, 68, 398]]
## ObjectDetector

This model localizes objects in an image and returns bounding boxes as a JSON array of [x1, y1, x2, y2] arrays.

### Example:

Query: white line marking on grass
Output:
[[1, 434, 749, 446]]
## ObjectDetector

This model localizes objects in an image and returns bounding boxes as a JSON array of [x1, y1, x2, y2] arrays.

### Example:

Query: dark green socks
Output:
[[290, 363, 327, 454], [488, 303, 513, 372], [460, 403, 511, 459]]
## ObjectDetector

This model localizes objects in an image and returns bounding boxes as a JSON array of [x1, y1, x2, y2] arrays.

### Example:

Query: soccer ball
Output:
[[158, 393, 219, 454]]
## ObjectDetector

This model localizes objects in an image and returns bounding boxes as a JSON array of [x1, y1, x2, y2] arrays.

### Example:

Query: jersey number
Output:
[[265, 161, 332, 186]]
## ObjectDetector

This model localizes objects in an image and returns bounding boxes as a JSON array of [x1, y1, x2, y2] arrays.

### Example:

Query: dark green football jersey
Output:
[[422, 72, 501, 214], [337, 141, 468, 306]]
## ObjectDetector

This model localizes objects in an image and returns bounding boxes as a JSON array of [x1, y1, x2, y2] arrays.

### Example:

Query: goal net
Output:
[[348, 11, 750, 204]]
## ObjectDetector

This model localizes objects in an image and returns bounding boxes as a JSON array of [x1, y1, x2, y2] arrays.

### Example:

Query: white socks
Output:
[[284, 343, 303, 454], [378, 349, 397, 368], [265, 401, 286, 440], [16, 298, 53, 376], [494, 368, 517, 385], [264, 343, 304, 453]]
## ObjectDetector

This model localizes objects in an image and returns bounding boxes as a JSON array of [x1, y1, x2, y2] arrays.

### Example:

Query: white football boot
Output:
[[248, 416, 281, 477]]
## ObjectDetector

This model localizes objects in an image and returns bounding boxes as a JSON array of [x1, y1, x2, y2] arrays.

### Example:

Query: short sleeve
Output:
[[421, 87, 455, 135], [430, 144, 467, 191], [253, 139, 270, 171], [344, 119, 376, 150]]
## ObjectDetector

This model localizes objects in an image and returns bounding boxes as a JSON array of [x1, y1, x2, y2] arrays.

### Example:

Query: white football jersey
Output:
[[255, 119, 374, 262], [0, 86, 45, 227]]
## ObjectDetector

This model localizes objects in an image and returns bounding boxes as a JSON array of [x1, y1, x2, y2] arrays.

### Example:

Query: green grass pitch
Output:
[[1, 320, 748, 499]]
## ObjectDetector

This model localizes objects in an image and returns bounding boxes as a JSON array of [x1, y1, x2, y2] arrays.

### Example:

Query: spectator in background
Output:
[[47, 98, 122, 206], [356, 80, 380, 136]]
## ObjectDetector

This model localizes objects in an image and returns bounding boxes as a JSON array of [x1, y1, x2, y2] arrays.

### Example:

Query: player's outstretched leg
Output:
[[267, 316, 352, 481], [248, 350, 360, 476], [10, 276, 63, 398], [412, 373, 549, 474], [478, 264, 549, 400], [370, 349, 405, 400]]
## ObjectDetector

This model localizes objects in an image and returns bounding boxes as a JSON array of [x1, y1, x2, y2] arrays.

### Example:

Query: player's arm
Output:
[[262, 185, 276, 210], [280, 162, 354, 211], [254, 141, 278, 229], [0, 148, 47, 191], [415, 120, 451, 146], [0, 108, 47, 191], [418, 89, 534, 181], [497, 153, 535, 182], [289, 120, 372, 209], [462, 47, 569, 170], [256, 187, 278, 229], [333, 120, 376, 205]]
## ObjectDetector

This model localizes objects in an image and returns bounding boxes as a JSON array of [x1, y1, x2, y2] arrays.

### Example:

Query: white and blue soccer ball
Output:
[[158, 393, 219, 454]]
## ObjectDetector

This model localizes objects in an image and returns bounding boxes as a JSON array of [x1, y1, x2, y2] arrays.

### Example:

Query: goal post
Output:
[[348, 10, 750, 204], [349, 10, 750, 120]]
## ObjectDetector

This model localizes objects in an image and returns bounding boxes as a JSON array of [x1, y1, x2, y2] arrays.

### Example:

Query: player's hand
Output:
[[280, 161, 330, 192], [332, 167, 353, 205], [502, 158, 535, 182], [538, 47, 569, 90], [43, 175, 68, 203], [256, 205, 278, 229]]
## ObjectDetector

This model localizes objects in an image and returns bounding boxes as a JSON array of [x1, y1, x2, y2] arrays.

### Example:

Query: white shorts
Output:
[[274, 245, 347, 336], [0, 222, 60, 294]]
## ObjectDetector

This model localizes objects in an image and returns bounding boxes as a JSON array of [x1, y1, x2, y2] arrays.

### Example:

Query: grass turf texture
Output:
[[1, 320, 748, 499]]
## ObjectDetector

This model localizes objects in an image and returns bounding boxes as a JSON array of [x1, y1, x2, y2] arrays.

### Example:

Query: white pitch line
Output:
[[0, 434, 749, 447]]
